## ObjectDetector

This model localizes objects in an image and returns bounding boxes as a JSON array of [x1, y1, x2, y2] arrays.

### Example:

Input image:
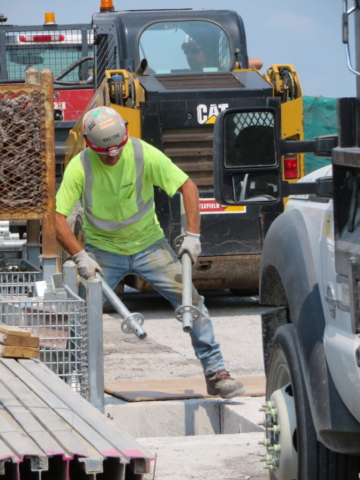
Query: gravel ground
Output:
[[103, 290, 268, 480], [102, 290, 264, 383]]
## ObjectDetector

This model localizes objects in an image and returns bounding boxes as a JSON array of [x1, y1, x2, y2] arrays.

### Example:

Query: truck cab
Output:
[[212, 2, 360, 477]]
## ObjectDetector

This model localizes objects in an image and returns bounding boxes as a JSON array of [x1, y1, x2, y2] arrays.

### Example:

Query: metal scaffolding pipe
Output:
[[96, 273, 147, 340], [174, 194, 200, 333]]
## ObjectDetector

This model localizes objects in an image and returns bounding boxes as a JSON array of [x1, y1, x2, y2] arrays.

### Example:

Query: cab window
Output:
[[139, 21, 231, 74]]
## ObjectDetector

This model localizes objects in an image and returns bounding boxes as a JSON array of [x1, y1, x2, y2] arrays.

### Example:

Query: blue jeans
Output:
[[85, 238, 225, 376]]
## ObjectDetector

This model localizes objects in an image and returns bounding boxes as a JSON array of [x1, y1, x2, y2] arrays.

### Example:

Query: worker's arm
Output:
[[56, 212, 83, 256], [56, 212, 104, 278], [177, 179, 201, 263], [178, 178, 200, 234], [249, 58, 263, 70]]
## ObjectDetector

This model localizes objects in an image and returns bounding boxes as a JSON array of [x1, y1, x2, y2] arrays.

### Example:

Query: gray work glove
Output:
[[178, 231, 201, 264], [72, 250, 104, 280]]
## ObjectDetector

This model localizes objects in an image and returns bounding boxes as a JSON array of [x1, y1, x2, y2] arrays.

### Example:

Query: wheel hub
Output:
[[259, 385, 298, 479]]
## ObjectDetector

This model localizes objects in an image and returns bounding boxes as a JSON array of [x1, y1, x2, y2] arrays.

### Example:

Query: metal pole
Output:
[[81, 29, 89, 82], [174, 194, 200, 333], [86, 277, 105, 412], [0, 32, 8, 81], [95, 273, 147, 340], [181, 254, 194, 332], [63, 260, 79, 296], [26, 220, 41, 269]]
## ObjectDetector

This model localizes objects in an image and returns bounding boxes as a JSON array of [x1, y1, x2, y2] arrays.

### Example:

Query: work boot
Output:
[[205, 369, 245, 399]]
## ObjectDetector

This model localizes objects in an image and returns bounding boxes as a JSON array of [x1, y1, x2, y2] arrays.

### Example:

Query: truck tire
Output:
[[264, 324, 360, 480]]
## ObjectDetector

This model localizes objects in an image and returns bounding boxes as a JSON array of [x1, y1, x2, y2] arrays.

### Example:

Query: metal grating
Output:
[[231, 111, 275, 135], [95, 33, 117, 88], [163, 126, 214, 190], [225, 111, 276, 168], [155, 72, 244, 90], [0, 358, 153, 479], [0, 292, 88, 397], [2, 28, 93, 83], [0, 259, 42, 296]]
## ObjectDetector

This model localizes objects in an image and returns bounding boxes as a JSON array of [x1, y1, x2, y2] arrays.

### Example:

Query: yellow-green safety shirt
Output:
[[56, 137, 188, 255]]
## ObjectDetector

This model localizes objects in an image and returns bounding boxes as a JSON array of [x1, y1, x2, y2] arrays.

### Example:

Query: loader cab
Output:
[[92, 9, 249, 88]]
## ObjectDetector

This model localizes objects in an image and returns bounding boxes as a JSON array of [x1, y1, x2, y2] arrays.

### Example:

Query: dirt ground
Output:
[[103, 290, 268, 480], [102, 289, 264, 384]]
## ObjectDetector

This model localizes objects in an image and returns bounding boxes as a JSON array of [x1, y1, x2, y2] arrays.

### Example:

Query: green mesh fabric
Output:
[[303, 95, 338, 175]]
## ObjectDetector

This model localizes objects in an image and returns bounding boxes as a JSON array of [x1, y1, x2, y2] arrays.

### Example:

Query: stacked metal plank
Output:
[[0, 357, 153, 479]]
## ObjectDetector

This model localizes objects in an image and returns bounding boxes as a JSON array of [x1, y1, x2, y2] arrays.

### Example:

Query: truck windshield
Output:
[[139, 21, 231, 74]]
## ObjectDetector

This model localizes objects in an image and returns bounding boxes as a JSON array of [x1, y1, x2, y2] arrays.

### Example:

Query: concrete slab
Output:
[[105, 395, 266, 438], [106, 398, 221, 438], [221, 396, 266, 434], [138, 432, 268, 480]]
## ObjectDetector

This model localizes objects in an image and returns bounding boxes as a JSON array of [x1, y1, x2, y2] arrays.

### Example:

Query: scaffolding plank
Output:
[[0, 361, 90, 458], [0, 345, 39, 358], [0, 406, 43, 458], [20, 359, 154, 460], [0, 324, 30, 337], [2, 359, 120, 459], [0, 437, 16, 462], [0, 379, 65, 456], [0, 332, 40, 347]]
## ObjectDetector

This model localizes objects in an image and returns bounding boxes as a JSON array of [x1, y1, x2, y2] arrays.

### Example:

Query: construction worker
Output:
[[181, 36, 207, 71], [181, 35, 263, 71], [56, 106, 245, 400]]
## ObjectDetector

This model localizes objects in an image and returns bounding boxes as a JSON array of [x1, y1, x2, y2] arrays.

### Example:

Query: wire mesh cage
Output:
[[0, 85, 54, 217], [0, 292, 89, 397], [0, 259, 42, 296], [0, 90, 49, 215], [0, 68, 57, 259]]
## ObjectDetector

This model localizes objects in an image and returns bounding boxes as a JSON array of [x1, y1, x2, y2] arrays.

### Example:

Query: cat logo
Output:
[[197, 103, 229, 124]]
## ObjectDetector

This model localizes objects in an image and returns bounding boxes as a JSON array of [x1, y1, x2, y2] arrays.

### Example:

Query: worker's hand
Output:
[[72, 250, 104, 279], [178, 231, 201, 264]]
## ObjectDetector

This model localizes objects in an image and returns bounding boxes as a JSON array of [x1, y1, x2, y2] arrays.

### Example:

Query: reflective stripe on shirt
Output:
[[80, 138, 154, 231]]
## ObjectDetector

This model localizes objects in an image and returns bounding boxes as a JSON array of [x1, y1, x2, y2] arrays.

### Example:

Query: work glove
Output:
[[72, 250, 104, 280], [178, 231, 201, 264]]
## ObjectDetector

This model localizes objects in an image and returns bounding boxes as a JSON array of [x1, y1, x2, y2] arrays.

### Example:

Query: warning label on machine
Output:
[[199, 199, 246, 214]]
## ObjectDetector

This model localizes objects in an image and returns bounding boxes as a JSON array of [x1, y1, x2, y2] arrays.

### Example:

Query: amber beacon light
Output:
[[44, 12, 57, 25], [100, 0, 115, 12]]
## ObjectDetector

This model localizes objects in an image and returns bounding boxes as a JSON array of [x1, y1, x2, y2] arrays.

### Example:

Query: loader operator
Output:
[[55, 106, 245, 400], [181, 35, 263, 71]]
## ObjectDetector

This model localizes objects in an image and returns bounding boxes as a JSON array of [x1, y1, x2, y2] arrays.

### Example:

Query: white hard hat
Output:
[[82, 107, 128, 156]]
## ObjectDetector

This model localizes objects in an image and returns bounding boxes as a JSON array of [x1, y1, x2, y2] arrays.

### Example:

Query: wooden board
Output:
[[0, 324, 30, 337], [0, 345, 39, 359], [105, 376, 266, 402], [0, 333, 39, 348]]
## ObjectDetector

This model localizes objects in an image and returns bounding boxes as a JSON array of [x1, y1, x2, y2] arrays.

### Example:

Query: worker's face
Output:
[[185, 47, 206, 71], [98, 149, 123, 166]]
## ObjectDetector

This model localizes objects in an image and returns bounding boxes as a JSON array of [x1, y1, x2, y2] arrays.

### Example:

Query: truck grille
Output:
[[163, 126, 214, 189], [156, 73, 244, 90]]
